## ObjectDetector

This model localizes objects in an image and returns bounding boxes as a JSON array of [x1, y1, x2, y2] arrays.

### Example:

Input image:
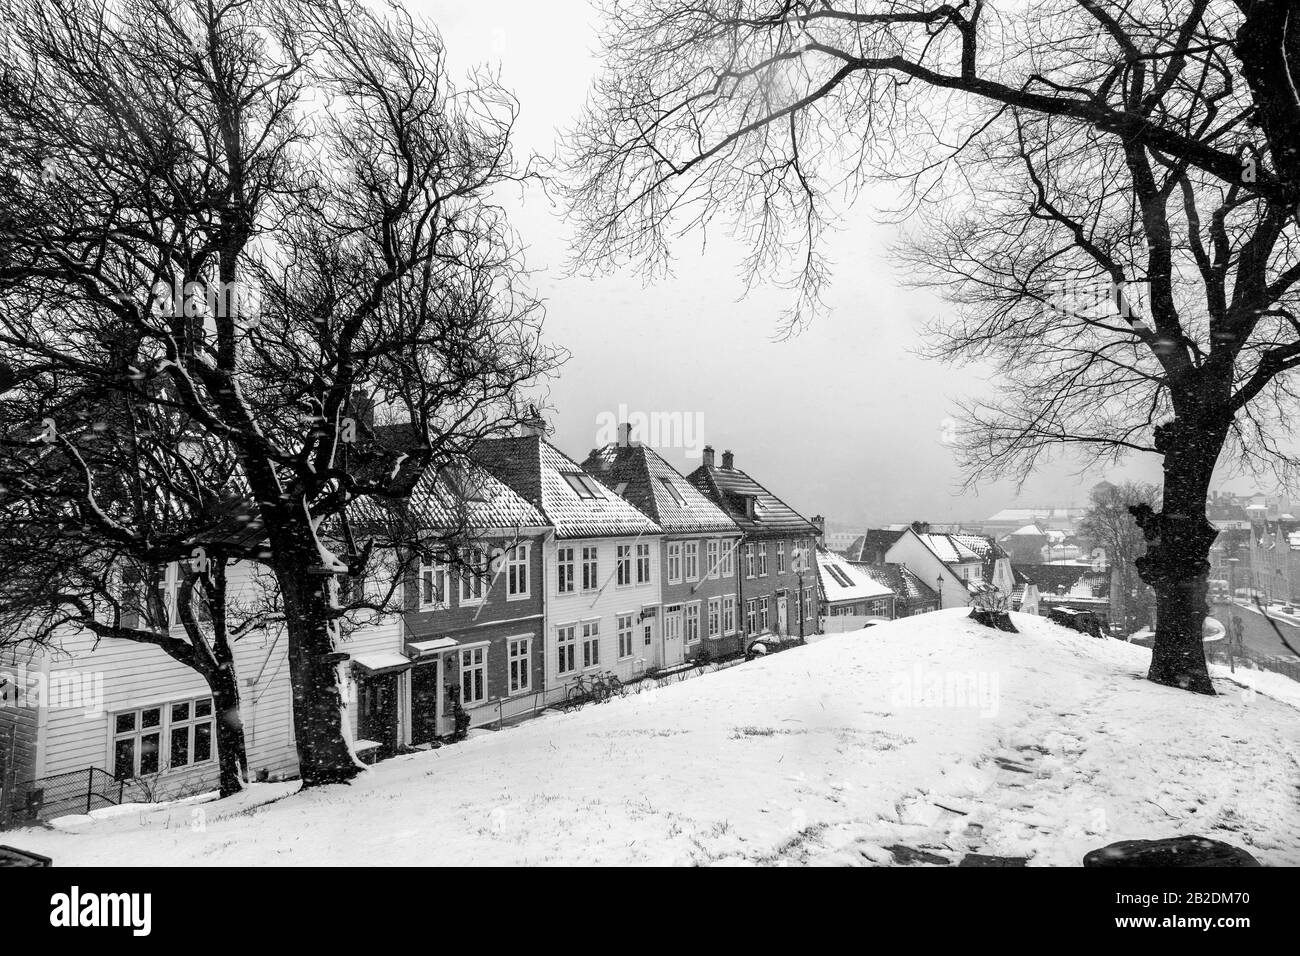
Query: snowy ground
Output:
[[11, 610, 1300, 866]]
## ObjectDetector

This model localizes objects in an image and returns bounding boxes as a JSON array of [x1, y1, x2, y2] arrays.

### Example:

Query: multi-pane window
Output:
[[506, 544, 530, 599], [557, 547, 575, 594], [707, 597, 721, 638], [636, 543, 651, 584], [617, 614, 635, 659], [581, 546, 599, 592], [759, 597, 770, 632], [459, 546, 485, 605], [666, 542, 682, 584], [643, 623, 653, 647], [706, 540, 720, 579], [684, 603, 700, 644], [508, 638, 531, 694], [112, 697, 213, 780], [722, 595, 736, 634], [684, 541, 699, 581], [616, 545, 632, 586], [582, 621, 601, 668], [419, 556, 448, 608], [777, 541, 786, 574], [758, 543, 768, 577], [745, 599, 757, 635], [745, 544, 755, 579], [460, 646, 487, 705], [721, 540, 734, 577], [557, 625, 577, 675]]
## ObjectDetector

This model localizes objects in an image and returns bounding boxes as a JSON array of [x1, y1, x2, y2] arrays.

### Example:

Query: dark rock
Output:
[[887, 844, 952, 866], [1083, 836, 1261, 867], [969, 608, 1019, 632]]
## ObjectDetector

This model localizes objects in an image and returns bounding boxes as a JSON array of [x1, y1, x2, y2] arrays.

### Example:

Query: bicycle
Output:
[[564, 671, 625, 710]]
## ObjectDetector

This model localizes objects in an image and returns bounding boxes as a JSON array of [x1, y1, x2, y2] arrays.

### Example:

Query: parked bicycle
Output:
[[565, 671, 626, 710]]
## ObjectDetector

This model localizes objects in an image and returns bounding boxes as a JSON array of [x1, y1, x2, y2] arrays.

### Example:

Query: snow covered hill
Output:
[[12, 610, 1300, 866]]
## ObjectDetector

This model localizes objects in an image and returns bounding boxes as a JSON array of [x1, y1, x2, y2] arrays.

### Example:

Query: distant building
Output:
[[816, 549, 895, 630], [850, 562, 940, 616]]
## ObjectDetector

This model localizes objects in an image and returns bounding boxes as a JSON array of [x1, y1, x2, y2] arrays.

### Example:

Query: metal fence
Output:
[[6, 767, 125, 825], [1207, 644, 1300, 684]]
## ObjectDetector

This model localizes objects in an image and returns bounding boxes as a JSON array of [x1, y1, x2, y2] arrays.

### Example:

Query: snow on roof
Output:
[[816, 549, 894, 604], [919, 533, 982, 564]]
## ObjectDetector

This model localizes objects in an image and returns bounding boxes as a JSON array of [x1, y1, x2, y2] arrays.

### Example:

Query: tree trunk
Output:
[[1132, 418, 1224, 695], [211, 662, 248, 797], [279, 566, 362, 787]]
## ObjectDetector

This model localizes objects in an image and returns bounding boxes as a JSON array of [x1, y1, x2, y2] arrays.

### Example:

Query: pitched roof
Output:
[[582, 443, 738, 535], [816, 549, 894, 604], [1014, 563, 1107, 594], [918, 532, 984, 564], [841, 528, 906, 563], [686, 457, 818, 537], [473, 435, 663, 539], [852, 561, 939, 605], [403, 462, 546, 532]]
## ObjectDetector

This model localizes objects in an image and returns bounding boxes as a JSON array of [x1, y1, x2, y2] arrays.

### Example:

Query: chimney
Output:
[[618, 422, 633, 447], [721, 449, 734, 470], [811, 515, 825, 538], [702, 445, 715, 468], [521, 404, 546, 437]]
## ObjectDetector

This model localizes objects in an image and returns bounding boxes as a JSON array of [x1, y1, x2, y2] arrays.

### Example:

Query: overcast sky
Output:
[[424, 0, 1170, 528]]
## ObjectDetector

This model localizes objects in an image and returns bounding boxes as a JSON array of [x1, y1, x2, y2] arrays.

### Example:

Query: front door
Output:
[[663, 606, 684, 666], [410, 661, 439, 745], [777, 596, 788, 636], [357, 671, 399, 751]]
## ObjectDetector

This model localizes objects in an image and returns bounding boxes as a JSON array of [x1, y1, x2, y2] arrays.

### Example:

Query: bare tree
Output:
[[0, 0, 560, 786], [564, 0, 1300, 694], [1079, 480, 1159, 634]]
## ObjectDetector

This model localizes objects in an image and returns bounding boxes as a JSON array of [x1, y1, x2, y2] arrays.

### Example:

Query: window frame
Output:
[[111, 696, 215, 780], [581, 620, 601, 670], [684, 541, 699, 582], [617, 614, 635, 660], [556, 624, 578, 676], [505, 543, 531, 601], [507, 636, 532, 695], [459, 644, 488, 706], [666, 542, 682, 584], [557, 546, 576, 595]]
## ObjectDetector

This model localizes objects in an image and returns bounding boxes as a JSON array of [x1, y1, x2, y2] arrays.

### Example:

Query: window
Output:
[[745, 599, 757, 635], [643, 623, 653, 647], [706, 540, 720, 579], [777, 541, 786, 574], [557, 625, 577, 676], [113, 697, 213, 780], [827, 565, 855, 588], [758, 543, 768, 577], [168, 698, 214, 769], [459, 546, 485, 605], [707, 597, 721, 638], [684, 603, 700, 644], [684, 541, 699, 581], [506, 544, 530, 599], [721, 540, 734, 577], [557, 547, 575, 594], [419, 556, 448, 608], [759, 597, 770, 632], [582, 621, 601, 668], [562, 472, 605, 499], [508, 638, 531, 694], [659, 477, 686, 506], [723, 595, 736, 634], [666, 542, 682, 584], [581, 546, 599, 592], [745, 544, 755, 579], [460, 646, 487, 705], [618, 615, 635, 659], [636, 543, 651, 584], [617, 545, 632, 586]]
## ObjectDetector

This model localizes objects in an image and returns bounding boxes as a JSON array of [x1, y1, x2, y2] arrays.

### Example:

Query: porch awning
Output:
[[406, 637, 459, 658], [350, 651, 413, 675]]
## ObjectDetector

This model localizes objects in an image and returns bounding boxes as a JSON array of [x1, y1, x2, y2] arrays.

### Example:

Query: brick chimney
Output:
[[702, 445, 715, 468], [618, 422, 633, 447], [811, 515, 825, 538], [721, 449, 734, 470]]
